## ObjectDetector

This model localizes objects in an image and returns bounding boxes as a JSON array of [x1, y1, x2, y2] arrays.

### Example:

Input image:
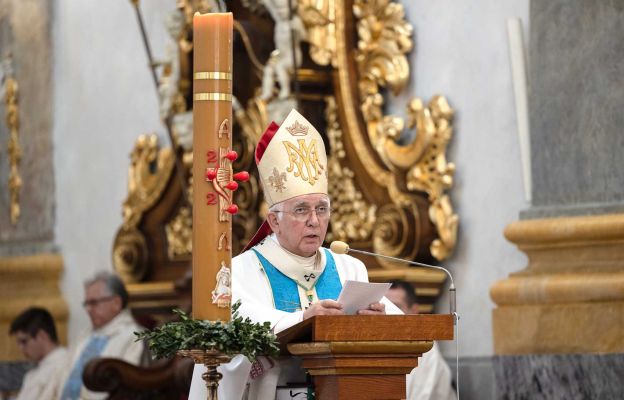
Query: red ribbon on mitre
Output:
[[242, 121, 280, 252]]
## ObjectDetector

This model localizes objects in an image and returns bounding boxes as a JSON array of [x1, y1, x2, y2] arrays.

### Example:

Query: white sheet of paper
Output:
[[337, 280, 391, 315]]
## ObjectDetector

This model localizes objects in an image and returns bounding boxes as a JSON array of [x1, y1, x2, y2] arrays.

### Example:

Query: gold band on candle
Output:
[[194, 92, 233, 101], [194, 71, 232, 81]]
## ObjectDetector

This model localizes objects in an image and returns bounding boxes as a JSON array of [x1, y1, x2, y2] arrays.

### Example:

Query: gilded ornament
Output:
[[325, 97, 376, 242], [113, 229, 149, 283], [299, 0, 337, 66], [194, 71, 233, 81], [194, 92, 233, 102], [332, 0, 458, 260], [372, 204, 418, 268], [4, 76, 21, 225], [122, 135, 175, 228], [165, 206, 193, 260], [114, 135, 174, 279]]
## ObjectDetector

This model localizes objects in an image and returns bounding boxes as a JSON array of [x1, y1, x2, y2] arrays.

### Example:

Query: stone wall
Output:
[[0, 0, 67, 394], [491, 1, 624, 398]]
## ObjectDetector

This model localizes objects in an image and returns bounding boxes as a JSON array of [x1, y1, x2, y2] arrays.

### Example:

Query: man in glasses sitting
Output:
[[190, 109, 402, 400], [57, 272, 144, 400]]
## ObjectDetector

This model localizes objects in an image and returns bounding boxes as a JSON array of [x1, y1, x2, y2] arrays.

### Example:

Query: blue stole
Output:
[[252, 248, 343, 312], [60, 335, 109, 399]]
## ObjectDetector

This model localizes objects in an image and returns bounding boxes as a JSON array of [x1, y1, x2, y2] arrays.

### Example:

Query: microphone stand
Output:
[[339, 246, 458, 324]]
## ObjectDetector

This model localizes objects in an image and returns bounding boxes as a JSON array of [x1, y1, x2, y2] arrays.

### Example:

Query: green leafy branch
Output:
[[135, 301, 280, 361]]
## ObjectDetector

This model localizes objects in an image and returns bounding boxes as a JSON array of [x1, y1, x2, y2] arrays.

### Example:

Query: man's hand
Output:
[[303, 299, 345, 319], [357, 302, 386, 315]]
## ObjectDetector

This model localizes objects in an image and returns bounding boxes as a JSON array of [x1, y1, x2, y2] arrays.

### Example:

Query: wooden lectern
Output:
[[278, 314, 454, 400]]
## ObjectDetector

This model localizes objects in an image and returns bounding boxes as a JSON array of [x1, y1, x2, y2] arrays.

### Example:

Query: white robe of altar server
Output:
[[189, 248, 402, 400], [407, 342, 456, 400], [57, 309, 144, 400], [16, 347, 68, 400]]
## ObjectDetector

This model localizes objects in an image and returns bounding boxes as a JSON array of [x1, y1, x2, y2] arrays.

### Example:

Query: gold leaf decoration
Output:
[[299, 0, 337, 66], [4, 77, 21, 225], [325, 97, 376, 243], [350, 0, 458, 260], [122, 135, 175, 228], [165, 205, 193, 260]]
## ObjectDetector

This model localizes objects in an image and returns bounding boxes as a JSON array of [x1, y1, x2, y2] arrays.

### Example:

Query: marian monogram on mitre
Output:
[[283, 139, 324, 185], [282, 120, 324, 186]]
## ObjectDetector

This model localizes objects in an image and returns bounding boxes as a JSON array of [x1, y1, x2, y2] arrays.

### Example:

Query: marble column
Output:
[[0, 0, 67, 393], [490, 1, 624, 398]]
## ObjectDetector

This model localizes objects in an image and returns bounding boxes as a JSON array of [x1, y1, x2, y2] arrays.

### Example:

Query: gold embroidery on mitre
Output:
[[283, 139, 325, 185], [268, 167, 288, 192], [286, 120, 309, 136]]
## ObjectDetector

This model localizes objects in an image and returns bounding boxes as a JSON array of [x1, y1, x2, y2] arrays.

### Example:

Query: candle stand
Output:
[[178, 349, 232, 400]]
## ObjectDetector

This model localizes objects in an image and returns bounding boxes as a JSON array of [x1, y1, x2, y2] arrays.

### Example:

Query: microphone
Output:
[[329, 241, 457, 320]]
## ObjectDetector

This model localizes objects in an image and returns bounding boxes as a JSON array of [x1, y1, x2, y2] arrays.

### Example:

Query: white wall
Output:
[[52, 0, 175, 342], [389, 0, 530, 357]]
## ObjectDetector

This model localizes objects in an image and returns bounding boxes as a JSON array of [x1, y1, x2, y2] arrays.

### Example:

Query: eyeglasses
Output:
[[82, 295, 115, 308], [274, 206, 332, 221]]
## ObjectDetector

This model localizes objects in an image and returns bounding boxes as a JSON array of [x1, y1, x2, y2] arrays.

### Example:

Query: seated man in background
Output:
[[387, 281, 457, 400], [58, 272, 144, 400], [10, 307, 68, 400]]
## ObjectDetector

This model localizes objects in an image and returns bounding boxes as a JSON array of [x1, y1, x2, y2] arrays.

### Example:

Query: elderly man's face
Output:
[[268, 193, 331, 257], [83, 281, 122, 330]]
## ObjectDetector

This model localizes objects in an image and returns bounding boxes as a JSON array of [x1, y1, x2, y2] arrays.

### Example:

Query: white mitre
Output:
[[244, 109, 329, 250], [257, 109, 328, 206]]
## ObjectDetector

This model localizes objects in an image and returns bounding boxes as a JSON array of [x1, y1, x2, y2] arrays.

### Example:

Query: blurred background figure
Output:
[[10, 307, 68, 400], [57, 272, 144, 400], [387, 281, 456, 400]]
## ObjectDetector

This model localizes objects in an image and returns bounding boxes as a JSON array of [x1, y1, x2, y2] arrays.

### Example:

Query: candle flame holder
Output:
[[178, 349, 232, 400]]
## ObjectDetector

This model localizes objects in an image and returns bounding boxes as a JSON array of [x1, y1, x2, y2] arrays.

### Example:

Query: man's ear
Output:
[[35, 329, 48, 342], [112, 295, 123, 312], [266, 212, 280, 233]]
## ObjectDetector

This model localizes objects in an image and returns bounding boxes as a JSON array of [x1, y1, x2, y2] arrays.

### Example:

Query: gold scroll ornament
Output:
[[300, 0, 458, 261], [114, 135, 175, 282]]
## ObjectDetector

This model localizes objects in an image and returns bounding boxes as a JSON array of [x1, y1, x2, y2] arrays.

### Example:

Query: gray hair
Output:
[[85, 271, 129, 309]]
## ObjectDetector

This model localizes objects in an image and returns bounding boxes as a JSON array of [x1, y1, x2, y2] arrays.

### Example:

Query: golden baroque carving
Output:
[[4, 77, 22, 225], [302, 0, 459, 260], [325, 97, 376, 242], [299, 0, 337, 66], [113, 135, 174, 280], [405, 96, 458, 260], [352, 0, 458, 260], [122, 135, 175, 228], [165, 205, 192, 260], [113, 228, 149, 283]]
